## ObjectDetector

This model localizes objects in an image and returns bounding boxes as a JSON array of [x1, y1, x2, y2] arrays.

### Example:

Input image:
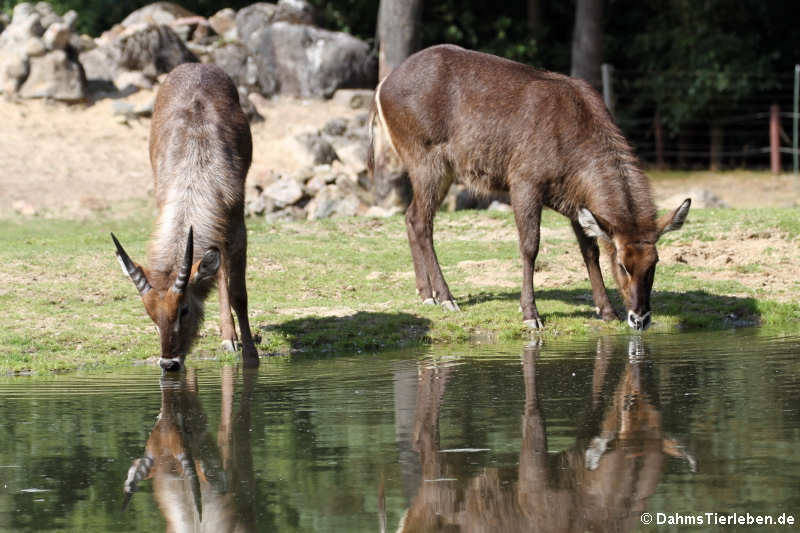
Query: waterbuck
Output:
[[111, 63, 258, 370], [369, 45, 690, 330]]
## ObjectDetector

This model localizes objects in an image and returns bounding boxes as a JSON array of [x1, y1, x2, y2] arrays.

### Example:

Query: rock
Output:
[[34, 1, 59, 29], [238, 86, 264, 123], [24, 36, 46, 56], [42, 21, 70, 50], [659, 188, 727, 210], [80, 24, 196, 92], [69, 33, 95, 53], [322, 117, 348, 136], [488, 200, 512, 212], [332, 88, 374, 109], [114, 69, 153, 91], [12, 200, 37, 216], [296, 132, 338, 165], [0, 51, 28, 93], [306, 185, 364, 220], [235, 3, 278, 45], [263, 177, 305, 207], [61, 10, 78, 31], [209, 8, 237, 39], [265, 205, 306, 222], [243, 22, 376, 99], [19, 49, 86, 101], [335, 143, 367, 176], [120, 2, 197, 28], [365, 205, 401, 218], [211, 41, 275, 96], [111, 100, 135, 116], [275, 0, 315, 25]]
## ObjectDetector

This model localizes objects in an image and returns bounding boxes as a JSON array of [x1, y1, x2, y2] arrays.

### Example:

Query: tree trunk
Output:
[[527, 0, 543, 35], [373, 0, 422, 210], [570, 0, 604, 91], [377, 0, 423, 81]]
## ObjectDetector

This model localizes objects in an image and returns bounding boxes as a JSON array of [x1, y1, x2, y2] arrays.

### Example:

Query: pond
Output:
[[1, 328, 799, 532]]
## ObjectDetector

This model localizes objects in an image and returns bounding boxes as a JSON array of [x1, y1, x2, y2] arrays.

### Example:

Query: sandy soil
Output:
[[1, 92, 798, 303], [0, 91, 362, 218]]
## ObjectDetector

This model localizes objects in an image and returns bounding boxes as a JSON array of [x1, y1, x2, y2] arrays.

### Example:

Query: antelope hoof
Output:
[[523, 318, 544, 330], [221, 339, 240, 352], [441, 300, 460, 312], [422, 297, 438, 306]]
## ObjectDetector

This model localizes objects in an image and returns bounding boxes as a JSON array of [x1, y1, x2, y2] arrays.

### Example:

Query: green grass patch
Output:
[[1, 205, 798, 373]]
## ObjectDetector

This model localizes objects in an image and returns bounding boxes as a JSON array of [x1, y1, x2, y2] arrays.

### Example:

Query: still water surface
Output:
[[1, 329, 799, 532]]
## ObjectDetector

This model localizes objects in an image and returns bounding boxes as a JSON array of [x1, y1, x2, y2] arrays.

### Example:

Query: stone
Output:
[[263, 177, 305, 207], [488, 200, 512, 212], [322, 117, 348, 136], [12, 200, 37, 216], [208, 8, 237, 39], [659, 188, 727, 209], [0, 51, 29, 93], [296, 132, 339, 165], [34, 1, 59, 29], [306, 185, 364, 220], [19, 49, 86, 101], [42, 22, 70, 50], [114, 69, 153, 90], [211, 41, 275, 96], [335, 143, 367, 176], [24, 36, 46, 56], [120, 2, 197, 28], [61, 10, 78, 31], [332, 88, 374, 109], [238, 86, 264, 123], [275, 0, 315, 25], [243, 22, 376, 99], [365, 205, 402, 218], [235, 3, 278, 45], [80, 24, 196, 91]]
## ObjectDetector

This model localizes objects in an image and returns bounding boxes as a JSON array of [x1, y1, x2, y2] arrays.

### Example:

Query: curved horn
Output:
[[173, 227, 194, 294], [111, 233, 151, 295]]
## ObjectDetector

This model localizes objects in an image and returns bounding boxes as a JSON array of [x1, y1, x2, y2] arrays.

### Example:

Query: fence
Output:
[[602, 64, 800, 173]]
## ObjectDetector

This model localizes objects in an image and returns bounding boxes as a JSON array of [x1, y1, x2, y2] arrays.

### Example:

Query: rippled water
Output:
[[1, 328, 799, 532]]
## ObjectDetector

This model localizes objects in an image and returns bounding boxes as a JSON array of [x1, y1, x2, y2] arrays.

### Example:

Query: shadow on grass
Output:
[[460, 287, 761, 328], [260, 311, 432, 354]]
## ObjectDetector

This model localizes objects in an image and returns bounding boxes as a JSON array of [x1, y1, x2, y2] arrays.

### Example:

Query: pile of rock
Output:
[[1, 0, 376, 104], [245, 112, 398, 221], [0, 2, 89, 101]]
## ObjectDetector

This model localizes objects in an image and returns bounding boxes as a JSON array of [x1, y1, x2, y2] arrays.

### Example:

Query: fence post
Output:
[[654, 111, 665, 169], [794, 65, 799, 175], [770, 104, 781, 174], [601, 63, 614, 117]]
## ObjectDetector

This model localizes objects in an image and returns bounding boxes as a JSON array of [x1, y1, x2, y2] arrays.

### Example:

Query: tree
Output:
[[372, 0, 423, 210], [376, 0, 423, 81], [570, 0, 604, 91]]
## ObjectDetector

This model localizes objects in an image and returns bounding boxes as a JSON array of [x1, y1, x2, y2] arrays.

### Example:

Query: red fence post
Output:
[[770, 104, 781, 174]]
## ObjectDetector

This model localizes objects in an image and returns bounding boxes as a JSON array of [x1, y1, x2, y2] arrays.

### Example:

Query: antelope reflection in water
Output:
[[123, 367, 257, 532], [395, 337, 696, 532]]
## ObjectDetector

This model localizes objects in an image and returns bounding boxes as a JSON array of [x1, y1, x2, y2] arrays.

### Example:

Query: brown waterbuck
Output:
[[369, 45, 690, 330], [111, 63, 258, 370]]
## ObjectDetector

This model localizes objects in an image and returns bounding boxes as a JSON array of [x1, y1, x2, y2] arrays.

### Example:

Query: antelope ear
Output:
[[578, 208, 611, 241], [657, 198, 691, 237], [192, 248, 220, 283]]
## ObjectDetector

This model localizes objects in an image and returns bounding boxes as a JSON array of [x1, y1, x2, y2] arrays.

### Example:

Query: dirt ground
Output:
[[1, 92, 798, 303]]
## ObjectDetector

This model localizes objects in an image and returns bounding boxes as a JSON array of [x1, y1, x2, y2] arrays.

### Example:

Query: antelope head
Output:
[[111, 227, 220, 371], [578, 199, 691, 331]]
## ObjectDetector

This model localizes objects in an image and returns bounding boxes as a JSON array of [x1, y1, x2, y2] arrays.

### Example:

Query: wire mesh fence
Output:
[[607, 67, 799, 172]]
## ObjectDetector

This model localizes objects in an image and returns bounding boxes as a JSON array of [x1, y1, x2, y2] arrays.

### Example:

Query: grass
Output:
[[1, 203, 798, 374]]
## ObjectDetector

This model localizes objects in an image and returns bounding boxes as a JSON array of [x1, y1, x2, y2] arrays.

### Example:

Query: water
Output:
[[1, 329, 799, 532]]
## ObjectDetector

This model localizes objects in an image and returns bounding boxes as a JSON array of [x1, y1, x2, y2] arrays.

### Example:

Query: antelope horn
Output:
[[111, 233, 151, 295], [173, 227, 194, 294]]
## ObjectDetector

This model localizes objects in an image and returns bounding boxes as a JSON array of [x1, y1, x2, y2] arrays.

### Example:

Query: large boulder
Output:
[[243, 22, 376, 99], [18, 48, 86, 101], [120, 2, 197, 27], [211, 41, 276, 96], [235, 0, 315, 44], [80, 24, 196, 92]]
